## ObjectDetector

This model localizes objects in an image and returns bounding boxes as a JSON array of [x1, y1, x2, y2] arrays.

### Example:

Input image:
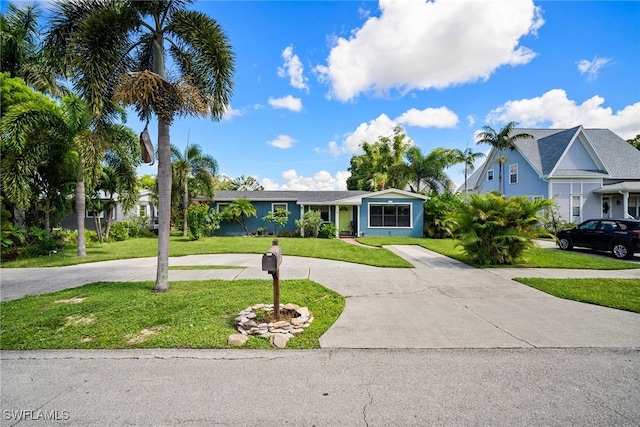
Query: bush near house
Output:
[[448, 192, 555, 265]]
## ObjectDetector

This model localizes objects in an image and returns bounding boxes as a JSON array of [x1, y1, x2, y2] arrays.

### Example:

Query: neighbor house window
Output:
[[509, 163, 518, 184], [572, 195, 581, 217], [139, 205, 147, 217], [369, 204, 411, 227], [272, 203, 288, 212], [487, 169, 494, 181]]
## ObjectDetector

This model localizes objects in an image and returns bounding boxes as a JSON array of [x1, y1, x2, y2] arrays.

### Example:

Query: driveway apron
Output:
[[1, 248, 639, 349]]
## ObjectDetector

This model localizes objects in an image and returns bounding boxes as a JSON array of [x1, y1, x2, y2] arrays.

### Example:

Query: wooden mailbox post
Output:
[[261, 239, 282, 320]]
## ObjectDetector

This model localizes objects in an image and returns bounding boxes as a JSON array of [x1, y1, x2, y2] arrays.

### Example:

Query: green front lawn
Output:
[[2, 235, 412, 268], [359, 237, 639, 270], [515, 278, 640, 313], [0, 279, 345, 350]]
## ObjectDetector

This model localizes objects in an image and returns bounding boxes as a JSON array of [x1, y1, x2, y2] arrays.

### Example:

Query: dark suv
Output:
[[557, 218, 640, 259]]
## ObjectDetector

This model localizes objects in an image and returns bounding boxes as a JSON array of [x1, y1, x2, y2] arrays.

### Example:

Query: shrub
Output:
[[448, 192, 555, 265], [319, 222, 337, 239], [295, 210, 323, 237], [186, 202, 220, 240], [423, 191, 462, 238], [109, 221, 131, 241]]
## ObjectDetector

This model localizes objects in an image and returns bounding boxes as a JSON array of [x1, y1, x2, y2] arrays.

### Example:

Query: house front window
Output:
[[310, 205, 329, 221], [272, 203, 288, 212], [509, 163, 518, 184], [369, 204, 411, 227], [487, 169, 494, 181], [572, 195, 581, 217], [217, 203, 229, 212]]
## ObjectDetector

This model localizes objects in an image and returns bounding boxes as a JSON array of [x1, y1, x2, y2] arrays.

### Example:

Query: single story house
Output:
[[212, 188, 429, 238], [462, 126, 640, 222], [60, 189, 157, 232]]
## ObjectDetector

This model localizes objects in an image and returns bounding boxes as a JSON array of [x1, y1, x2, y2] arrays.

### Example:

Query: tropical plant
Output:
[[262, 208, 290, 236], [476, 122, 533, 194], [221, 198, 256, 236], [2, 91, 138, 256], [295, 210, 323, 238], [346, 126, 410, 191], [44, 0, 235, 292], [171, 142, 218, 237], [227, 175, 264, 191], [0, 4, 61, 95], [393, 146, 458, 194], [423, 191, 462, 238], [319, 222, 337, 239], [448, 192, 555, 265], [186, 201, 220, 240], [449, 147, 485, 197]]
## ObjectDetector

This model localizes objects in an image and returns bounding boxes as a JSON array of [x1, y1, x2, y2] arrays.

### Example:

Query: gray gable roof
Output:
[[465, 126, 640, 191], [213, 190, 371, 204]]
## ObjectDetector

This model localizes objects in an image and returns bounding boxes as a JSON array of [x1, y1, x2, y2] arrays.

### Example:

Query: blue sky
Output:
[[10, 0, 640, 190]]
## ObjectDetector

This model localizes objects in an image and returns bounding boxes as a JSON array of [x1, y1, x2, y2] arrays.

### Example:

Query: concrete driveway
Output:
[[1, 246, 638, 349]]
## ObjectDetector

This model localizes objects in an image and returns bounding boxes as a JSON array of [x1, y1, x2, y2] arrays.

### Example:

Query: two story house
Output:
[[463, 126, 640, 222]]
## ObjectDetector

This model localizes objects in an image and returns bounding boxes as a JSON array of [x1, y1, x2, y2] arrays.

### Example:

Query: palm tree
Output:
[[0, 4, 64, 96], [477, 122, 533, 194], [171, 142, 218, 237], [45, 1, 235, 292], [221, 198, 256, 236], [1, 94, 139, 256], [449, 147, 485, 197], [228, 175, 264, 191], [394, 147, 456, 194]]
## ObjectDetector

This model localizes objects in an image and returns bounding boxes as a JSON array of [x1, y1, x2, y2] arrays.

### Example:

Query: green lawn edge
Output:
[[0, 279, 345, 350], [515, 277, 640, 313]]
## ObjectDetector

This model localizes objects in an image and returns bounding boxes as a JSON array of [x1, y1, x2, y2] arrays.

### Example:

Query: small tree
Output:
[[186, 202, 219, 240], [295, 210, 323, 237], [448, 192, 555, 265], [262, 208, 289, 236], [221, 198, 256, 236]]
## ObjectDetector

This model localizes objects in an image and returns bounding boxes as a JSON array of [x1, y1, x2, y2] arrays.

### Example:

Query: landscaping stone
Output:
[[228, 334, 248, 346], [229, 303, 313, 348]]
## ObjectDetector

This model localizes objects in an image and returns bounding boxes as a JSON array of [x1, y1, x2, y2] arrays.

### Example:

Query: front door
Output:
[[602, 197, 611, 218], [338, 206, 352, 235]]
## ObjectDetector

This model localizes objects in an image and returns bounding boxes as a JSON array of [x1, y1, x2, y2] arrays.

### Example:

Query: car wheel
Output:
[[612, 242, 632, 260], [558, 237, 573, 250]]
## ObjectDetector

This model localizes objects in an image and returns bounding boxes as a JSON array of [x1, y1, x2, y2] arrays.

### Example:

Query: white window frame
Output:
[[509, 163, 518, 184], [571, 195, 581, 218], [138, 205, 148, 217], [271, 203, 288, 212], [368, 203, 412, 228], [487, 169, 494, 182]]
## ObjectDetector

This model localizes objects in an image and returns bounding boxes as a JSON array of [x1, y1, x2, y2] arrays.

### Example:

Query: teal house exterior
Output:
[[212, 189, 429, 238]]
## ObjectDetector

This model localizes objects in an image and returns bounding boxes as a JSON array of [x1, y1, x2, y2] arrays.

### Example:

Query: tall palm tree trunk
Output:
[[182, 179, 188, 237], [75, 158, 87, 257], [153, 119, 171, 292]]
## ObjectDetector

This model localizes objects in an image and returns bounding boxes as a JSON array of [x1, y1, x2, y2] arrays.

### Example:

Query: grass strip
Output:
[[515, 277, 640, 313], [0, 279, 345, 350]]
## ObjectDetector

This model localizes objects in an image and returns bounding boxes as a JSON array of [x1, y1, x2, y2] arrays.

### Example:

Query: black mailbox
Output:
[[262, 245, 282, 274]]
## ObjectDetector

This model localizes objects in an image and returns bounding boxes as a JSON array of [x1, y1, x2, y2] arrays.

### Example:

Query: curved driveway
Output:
[[1, 246, 639, 349]]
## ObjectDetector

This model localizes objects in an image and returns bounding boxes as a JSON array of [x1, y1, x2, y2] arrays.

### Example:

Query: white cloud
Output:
[[395, 107, 458, 128], [486, 89, 640, 139], [277, 45, 309, 92], [222, 105, 242, 121], [317, 0, 543, 101], [268, 95, 303, 112], [328, 113, 398, 155], [267, 134, 297, 149], [262, 169, 349, 191], [577, 56, 612, 81]]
